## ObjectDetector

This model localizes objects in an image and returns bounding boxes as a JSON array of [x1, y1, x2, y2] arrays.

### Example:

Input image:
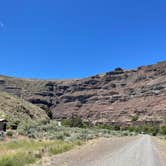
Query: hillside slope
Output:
[[0, 61, 166, 126], [0, 92, 48, 127]]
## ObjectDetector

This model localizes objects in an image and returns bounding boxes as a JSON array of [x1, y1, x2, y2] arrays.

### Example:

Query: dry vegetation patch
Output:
[[0, 138, 82, 166]]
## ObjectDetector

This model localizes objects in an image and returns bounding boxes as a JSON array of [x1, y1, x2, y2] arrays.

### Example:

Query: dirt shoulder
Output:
[[153, 137, 166, 166]]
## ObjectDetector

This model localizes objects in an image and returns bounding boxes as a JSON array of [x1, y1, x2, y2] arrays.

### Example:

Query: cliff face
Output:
[[0, 61, 166, 126]]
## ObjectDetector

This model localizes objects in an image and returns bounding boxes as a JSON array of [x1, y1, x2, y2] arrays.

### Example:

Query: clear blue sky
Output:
[[0, 0, 166, 79]]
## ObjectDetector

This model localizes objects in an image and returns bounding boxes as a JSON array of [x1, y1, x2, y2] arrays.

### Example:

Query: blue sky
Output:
[[0, 0, 166, 79]]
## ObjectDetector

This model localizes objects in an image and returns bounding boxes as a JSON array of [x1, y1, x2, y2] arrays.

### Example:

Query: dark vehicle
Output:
[[0, 119, 7, 132]]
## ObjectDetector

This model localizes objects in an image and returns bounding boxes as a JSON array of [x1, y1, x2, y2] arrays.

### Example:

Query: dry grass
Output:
[[0, 138, 82, 166], [0, 91, 48, 127]]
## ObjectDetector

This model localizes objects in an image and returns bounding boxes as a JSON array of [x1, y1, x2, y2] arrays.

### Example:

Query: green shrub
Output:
[[56, 134, 65, 140], [61, 119, 73, 127], [126, 125, 159, 135], [127, 126, 135, 132], [62, 117, 84, 128], [131, 115, 139, 122], [122, 131, 130, 136], [6, 131, 13, 138], [160, 126, 166, 135], [113, 125, 121, 131], [63, 131, 71, 137], [96, 124, 113, 130]]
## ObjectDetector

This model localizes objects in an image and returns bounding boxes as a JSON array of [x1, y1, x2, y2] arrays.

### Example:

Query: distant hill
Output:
[[0, 61, 166, 127]]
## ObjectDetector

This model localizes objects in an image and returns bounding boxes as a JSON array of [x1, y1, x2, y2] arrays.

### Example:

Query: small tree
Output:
[[62, 116, 84, 128]]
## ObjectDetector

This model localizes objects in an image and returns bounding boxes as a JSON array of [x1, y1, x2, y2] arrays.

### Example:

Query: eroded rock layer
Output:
[[0, 61, 166, 125]]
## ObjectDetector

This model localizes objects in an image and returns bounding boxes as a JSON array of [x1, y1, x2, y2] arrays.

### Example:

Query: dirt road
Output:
[[41, 135, 165, 166]]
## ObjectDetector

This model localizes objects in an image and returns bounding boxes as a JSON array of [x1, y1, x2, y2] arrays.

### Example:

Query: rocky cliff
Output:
[[0, 61, 166, 126]]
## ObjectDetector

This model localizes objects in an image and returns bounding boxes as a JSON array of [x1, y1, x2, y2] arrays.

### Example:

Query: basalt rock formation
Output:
[[0, 61, 166, 126]]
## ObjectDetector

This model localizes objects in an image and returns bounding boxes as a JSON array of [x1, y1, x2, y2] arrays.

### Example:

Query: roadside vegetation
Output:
[[0, 118, 135, 166], [0, 138, 82, 166], [15, 116, 166, 140], [61, 116, 166, 137], [17, 119, 136, 140], [0, 115, 166, 166]]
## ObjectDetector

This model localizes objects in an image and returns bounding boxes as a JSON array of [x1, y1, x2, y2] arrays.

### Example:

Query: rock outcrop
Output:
[[0, 61, 166, 126]]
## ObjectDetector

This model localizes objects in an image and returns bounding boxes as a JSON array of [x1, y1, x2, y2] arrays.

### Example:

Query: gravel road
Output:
[[89, 135, 163, 166], [41, 135, 165, 166]]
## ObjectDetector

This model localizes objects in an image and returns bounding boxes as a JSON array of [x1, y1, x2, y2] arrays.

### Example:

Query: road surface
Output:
[[41, 135, 165, 166]]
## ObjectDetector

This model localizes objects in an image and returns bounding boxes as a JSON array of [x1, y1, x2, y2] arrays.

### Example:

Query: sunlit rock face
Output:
[[0, 61, 166, 126]]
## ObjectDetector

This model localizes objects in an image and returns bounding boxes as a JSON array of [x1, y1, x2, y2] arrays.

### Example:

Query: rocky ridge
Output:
[[0, 61, 166, 126]]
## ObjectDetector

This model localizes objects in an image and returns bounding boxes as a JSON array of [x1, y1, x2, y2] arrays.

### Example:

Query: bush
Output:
[[96, 124, 113, 130], [62, 117, 85, 128], [114, 125, 121, 131], [131, 115, 139, 122], [56, 134, 65, 140], [126, 125, 160, 135], [160, 126, 166, 135], [6, 131, 13, 138], [61, 119, 73, 127], [126, 126, 135, 132]]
